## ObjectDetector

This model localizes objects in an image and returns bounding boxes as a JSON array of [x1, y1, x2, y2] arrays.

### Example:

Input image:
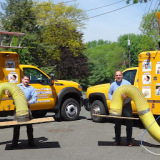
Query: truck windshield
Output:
[[123, 70, 137, 85], [23, 68, 48, 85]]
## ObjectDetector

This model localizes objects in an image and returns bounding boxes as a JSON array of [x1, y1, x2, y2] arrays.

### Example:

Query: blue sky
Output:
[[0, 0, 159, 42], [57, 0, 158, 42]]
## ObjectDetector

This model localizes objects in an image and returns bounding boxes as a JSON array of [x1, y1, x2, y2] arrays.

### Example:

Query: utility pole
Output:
[[123, 52, 126, 67], [128, 34, 131, 67]]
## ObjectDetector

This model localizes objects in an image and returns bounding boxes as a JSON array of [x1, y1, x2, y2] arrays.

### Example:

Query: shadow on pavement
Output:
[[4, 137, 60, 150], [98, 137, 160, 147]]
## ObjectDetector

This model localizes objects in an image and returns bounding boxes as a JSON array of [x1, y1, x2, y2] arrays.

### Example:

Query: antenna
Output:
[[0, 31, 25, 49]]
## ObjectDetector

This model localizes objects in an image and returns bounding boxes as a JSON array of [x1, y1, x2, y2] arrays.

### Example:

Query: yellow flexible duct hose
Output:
[[109, 85, 160, 143], [0, 82, 29, 121]]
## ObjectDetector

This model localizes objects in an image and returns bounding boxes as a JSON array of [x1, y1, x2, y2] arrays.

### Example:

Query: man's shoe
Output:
[[28, 142, 36, 147], [114, 141, 121, 146], [127, 142, 133, 147], [11, 143, 18, 148]]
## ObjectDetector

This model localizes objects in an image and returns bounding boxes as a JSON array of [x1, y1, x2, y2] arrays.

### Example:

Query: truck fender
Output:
[[54, 87, 82, 111], [87, 92, 109, 114]]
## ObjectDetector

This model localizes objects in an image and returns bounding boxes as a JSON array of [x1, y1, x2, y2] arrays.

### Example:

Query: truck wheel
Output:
[[32, 110, 47, 118], [90, 100, 106, 123], [61, 98, 80, 121]]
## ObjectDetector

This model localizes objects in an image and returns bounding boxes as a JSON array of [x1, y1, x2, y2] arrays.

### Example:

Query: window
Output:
[[123, 70, 137, 85], [23, 68, 48, 85]]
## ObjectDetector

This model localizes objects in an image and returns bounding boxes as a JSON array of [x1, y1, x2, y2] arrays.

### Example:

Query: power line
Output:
[[139, 0, 160, 40], [136, 1, 150, 34], [143, 0, 149, 15], [86, 3, 135, 20], [0, 3, 135, 20], [153, 0, 160, 11], [146, 0, 154, 14], [0, 0, 140, 23], [10, 3, 135, 20], [140, 0, 159, 29], [146, 0, 160, 27], [149, 0, 160, 24], [85, 0, 125, 12]]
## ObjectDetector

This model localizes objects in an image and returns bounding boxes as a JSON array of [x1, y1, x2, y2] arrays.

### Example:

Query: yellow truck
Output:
[[84, 12, 160, 122], [0, 32, 83, 121], [84, 51, 160, 122]]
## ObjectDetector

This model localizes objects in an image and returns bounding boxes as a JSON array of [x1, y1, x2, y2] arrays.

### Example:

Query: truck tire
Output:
[[61, 98, 80, 121], [32, 110, 47, 118], [90, 100, 106, 123]]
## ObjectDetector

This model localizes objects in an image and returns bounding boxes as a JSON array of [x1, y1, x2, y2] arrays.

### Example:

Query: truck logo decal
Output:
[[5, 61, 15, 71], [36, 100, 50, 103]]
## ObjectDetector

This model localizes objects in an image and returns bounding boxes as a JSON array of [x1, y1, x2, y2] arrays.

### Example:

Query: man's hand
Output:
[[26, 100, 30, 105], [5, 90, 11, 97], [121, 93, 128, 99]]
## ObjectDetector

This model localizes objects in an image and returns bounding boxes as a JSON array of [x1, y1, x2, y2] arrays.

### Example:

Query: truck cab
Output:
[[0, 43, 83, 121], [84, 50, 160, 122]]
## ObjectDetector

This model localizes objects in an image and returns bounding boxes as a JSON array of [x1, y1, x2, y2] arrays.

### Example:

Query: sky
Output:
[[54, 0, 159, 42], [0, 0, 159, 43]]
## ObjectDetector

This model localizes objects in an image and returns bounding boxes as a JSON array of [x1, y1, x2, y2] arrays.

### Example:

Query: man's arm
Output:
[[28, 89, 37, 105], [108, 84, 113, 100], [121, 80, 131, 104]]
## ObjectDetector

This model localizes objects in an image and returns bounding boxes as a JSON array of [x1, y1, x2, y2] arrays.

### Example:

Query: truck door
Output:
[[22, 67, 56, 111], [123, 69, 137, 85], [122, 69, 138, 113]]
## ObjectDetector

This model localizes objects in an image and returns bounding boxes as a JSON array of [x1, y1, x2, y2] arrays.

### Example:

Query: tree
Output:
[[0, 1, 89, 81], [118, 33, 156, 67], [85, 45, 109, 86], [0, 0, 39, 65], [86, 39, 111, 48], [84, 41, 125, 86], [0, 0, 37, 33], [32, 1, 88, 79], [33, 1, 87, 58], [105, 43, 126, 78], [56, 52, 88, 79], [139, 9, 160, 43]]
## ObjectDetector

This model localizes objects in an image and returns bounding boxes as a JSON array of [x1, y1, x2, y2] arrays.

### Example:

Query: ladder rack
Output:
[[0, 31, 25, 49]]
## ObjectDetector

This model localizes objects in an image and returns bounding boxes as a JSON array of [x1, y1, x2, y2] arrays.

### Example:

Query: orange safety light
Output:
[[157, 12, 160, 34]]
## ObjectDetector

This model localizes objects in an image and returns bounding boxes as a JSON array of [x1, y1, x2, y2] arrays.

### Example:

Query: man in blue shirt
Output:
[[11, 75, 37, 148], [108, 70, 133, 146]]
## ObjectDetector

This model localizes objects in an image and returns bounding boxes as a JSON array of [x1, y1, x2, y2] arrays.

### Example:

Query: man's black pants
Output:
[[114, 102, 133, 143], [12, 124, 34, 145]]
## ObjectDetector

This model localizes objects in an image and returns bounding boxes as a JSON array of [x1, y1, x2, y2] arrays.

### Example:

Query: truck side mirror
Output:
[[48, 73, 54, 86], [110, 78, 114, 84], [48, 78, 53, 86], [50, 73, 54, 80]]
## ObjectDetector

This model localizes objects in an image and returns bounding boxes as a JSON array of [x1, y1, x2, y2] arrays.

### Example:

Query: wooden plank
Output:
[[0, 117, 54, 127], [93, 114, 139, 120]]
